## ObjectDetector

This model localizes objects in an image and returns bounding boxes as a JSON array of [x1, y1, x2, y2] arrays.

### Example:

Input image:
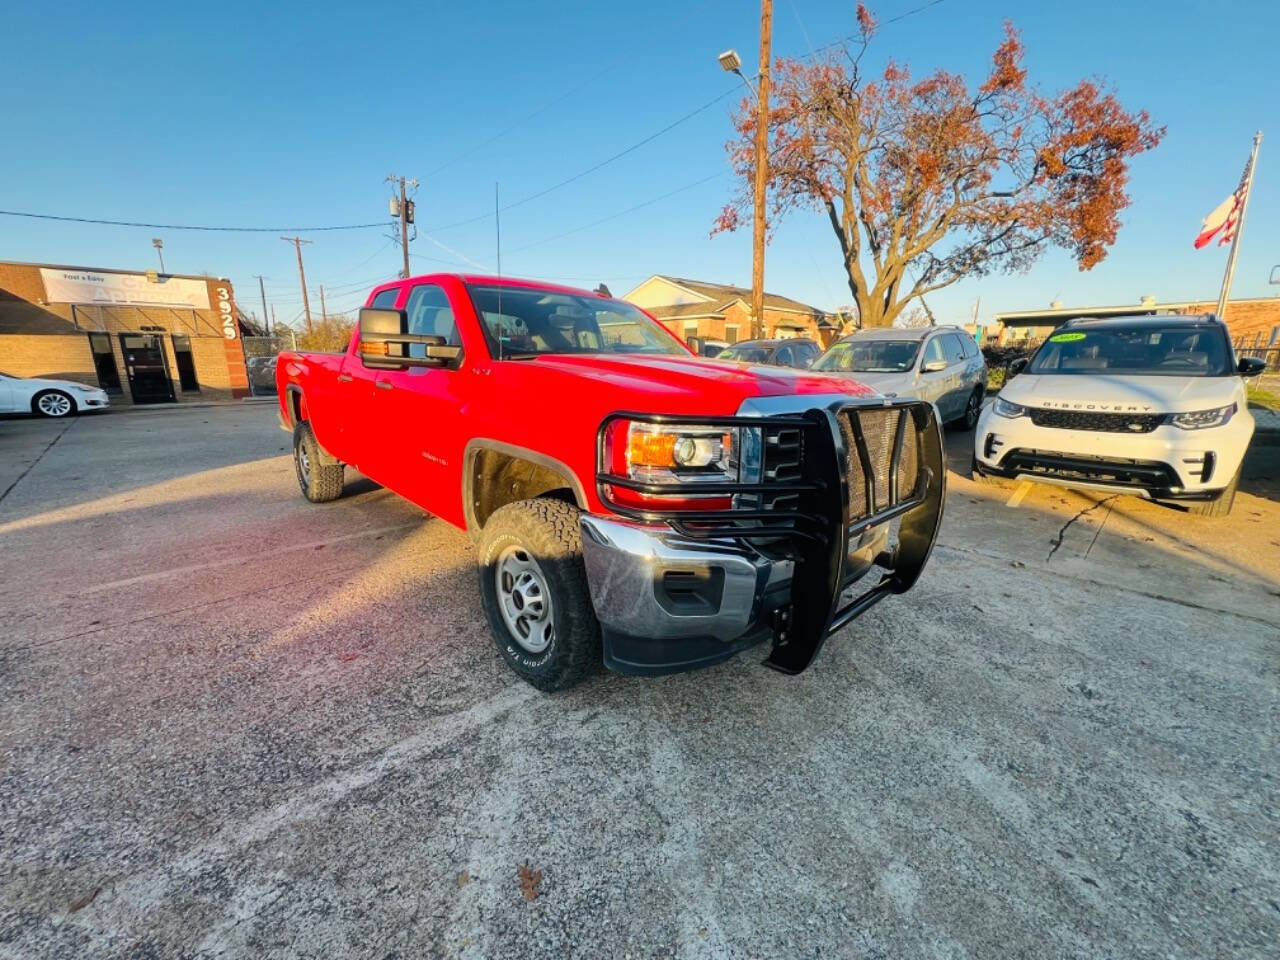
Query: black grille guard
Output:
[[595, 399, 946, 675]]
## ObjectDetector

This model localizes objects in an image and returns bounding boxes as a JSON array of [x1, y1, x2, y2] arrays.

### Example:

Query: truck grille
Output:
[[839, 408, 919, 521], [761, 424, 804, 514], [1028, 408, 1163, 433]]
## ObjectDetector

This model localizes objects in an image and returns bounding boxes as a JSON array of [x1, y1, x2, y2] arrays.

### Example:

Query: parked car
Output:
[[813, 327, 987, 429], [276, 274, 945, 690], [0, 370, 110, 417], [685, 336, 728, 357], [715, 338, 822, 369], [973, 314, 1264, 517]]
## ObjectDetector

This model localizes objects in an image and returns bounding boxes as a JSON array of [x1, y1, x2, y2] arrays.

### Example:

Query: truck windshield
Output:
[[1027, 326, 1233, 377], [467, 285, 688, 358], [813, 339, 920, 373]]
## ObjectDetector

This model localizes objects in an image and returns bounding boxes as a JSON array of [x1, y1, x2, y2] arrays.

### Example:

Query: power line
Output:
[[509, 171, 727, 254], [425, 86, 739, 233], [422, 0, 724, 179], [0, 209, 388, 232]]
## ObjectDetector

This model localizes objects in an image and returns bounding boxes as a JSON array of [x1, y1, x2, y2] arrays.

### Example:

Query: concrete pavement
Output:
[[1, 405, 1276, 958]]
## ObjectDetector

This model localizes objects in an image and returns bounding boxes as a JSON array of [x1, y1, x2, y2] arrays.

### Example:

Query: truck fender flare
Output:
[[284, 385, 340, 467], [462, 439, 588, 538]]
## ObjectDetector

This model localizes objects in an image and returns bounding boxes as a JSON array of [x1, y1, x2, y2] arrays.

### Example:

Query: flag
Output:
[[1194, 154, 1253, 249]]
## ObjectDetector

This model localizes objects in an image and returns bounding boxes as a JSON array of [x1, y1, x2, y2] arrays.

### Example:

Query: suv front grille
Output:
[[1028, 408, 1163, 433]]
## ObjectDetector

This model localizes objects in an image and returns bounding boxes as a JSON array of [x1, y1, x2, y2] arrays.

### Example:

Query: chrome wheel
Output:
[[495, 545, 554, 654], [37, 392, 73, 417]]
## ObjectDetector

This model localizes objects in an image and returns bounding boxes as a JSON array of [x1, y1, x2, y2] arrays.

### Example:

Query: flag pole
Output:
[[1216, 130, 1263, 321]]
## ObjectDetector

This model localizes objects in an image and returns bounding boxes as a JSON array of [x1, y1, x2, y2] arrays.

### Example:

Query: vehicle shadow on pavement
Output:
[[2, 420, 1278, 959]]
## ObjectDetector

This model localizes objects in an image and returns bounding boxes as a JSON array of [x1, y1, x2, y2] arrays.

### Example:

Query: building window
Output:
[[683, 321, 698, 341], [171, 335, 200, 392], [87, 333, 122, 394], [725, 324, 739, 344]]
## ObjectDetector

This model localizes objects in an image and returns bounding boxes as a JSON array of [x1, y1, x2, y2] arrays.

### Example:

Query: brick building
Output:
[[0, 260, 252, 405], [623, 275, 839, 346], [991, 296, 1280, 347]]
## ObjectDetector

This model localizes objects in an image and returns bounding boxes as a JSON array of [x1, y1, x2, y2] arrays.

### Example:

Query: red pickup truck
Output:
[[276, 274, 944, 690]]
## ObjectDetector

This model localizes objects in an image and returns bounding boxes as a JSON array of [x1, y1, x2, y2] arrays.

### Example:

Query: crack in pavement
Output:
[[936, 542, 1280, 630], [1046, 496, 1118, 562], [0, 418, 76, 504]]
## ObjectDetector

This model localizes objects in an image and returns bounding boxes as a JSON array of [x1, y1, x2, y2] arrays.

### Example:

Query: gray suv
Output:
[[814, 326, 987, 429]]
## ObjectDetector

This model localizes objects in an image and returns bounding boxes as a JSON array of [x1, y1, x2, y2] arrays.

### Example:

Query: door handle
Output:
[[337, 373, 353, 383], [375, 380, 393, 391]]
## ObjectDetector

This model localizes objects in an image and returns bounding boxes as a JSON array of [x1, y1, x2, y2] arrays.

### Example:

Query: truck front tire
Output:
[[294, 422, 344, 503], [477, 498, 602, 691]]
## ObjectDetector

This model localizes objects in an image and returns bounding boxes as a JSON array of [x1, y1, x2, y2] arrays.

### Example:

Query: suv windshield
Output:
[[814, 339, 920, 373], [467, 285, 687, 358], [1028, 325, 1232, 377], [717, 344, 771, 363]]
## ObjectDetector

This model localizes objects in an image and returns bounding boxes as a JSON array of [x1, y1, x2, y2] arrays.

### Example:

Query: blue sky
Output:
[[1, 0, 1276, 329]]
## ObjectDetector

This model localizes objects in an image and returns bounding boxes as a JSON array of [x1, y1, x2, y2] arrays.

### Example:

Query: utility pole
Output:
[[254, 275, 270, 336], [152, 237, 165, 273], [387, 174, 418, 279], [751, 0, 773, 340], [1216, 131, 1263, 322], [281, 236, 314, 334], [319, 284, 328, 324]]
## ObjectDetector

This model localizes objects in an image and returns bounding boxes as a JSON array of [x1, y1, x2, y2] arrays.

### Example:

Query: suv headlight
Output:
[[1165, 403, 1236, 430], [992, 397, 1027, 419]]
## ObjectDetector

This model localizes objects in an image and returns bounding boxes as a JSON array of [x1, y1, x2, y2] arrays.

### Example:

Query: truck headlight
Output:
[[606, 420, 742, 484], [992, 397, 1027, 419], [1165, 403, 1236, 430]]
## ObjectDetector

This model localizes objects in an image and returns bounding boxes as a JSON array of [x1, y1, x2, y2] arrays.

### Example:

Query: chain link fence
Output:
[[242, 336, 291, 396]]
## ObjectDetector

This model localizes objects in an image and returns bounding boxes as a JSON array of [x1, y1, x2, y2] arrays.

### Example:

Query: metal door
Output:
[[119, 334, 175, 403]]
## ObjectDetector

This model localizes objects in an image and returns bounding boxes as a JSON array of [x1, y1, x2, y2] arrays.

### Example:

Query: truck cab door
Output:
[[339, 286, 401, 478], [372, 281, 470, 526]]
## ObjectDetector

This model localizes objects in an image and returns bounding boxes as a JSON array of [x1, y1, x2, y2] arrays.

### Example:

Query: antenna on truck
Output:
[[495, 181, 502, 362]]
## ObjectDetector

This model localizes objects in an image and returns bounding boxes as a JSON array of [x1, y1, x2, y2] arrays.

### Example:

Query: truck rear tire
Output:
[[294, 422, 344, 503], [1186, 467, 1240, 518], [477, 498, 602, 691]]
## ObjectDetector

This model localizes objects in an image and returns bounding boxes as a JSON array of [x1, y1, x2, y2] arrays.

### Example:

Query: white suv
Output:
[[973, 315, 1264, 517]]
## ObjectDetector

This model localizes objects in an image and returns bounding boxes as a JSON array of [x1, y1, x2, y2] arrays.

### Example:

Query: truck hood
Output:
[[1001, 373, 1240, 414], [518, 354, 877, 411]]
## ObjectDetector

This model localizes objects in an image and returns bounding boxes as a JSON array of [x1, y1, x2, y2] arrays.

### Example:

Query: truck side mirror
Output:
[[686, 335, 703, 355], [358, 307, 463, 369], [1007, 357, 1029, 378], [921, 359, 947, 373], [1238, 356, 1266, 376]]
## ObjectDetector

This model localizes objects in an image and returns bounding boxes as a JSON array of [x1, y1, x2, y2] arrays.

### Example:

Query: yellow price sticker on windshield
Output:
[[1049, 332, 1087, 343]]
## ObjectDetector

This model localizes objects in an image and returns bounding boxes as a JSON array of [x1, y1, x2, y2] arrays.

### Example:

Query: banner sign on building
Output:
[[40, 268, 212, 310]]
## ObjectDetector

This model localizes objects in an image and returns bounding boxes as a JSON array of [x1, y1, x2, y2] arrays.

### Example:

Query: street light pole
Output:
[[718, 7, 772, 341], [152, 237, 165, 273]]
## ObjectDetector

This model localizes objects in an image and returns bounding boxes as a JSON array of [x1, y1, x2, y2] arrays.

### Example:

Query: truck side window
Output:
[[405, 284, 461, 352], [942, 334, 966, 364], [370, 288, 399, 309], [959, 334, 978, 359]]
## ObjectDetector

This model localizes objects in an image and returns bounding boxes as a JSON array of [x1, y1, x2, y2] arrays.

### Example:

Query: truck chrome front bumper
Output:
[[579, 514, 891, 676]]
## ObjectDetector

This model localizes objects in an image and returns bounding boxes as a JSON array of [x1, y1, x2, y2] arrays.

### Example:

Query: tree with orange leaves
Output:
[[714, 5, 1164, 328]]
